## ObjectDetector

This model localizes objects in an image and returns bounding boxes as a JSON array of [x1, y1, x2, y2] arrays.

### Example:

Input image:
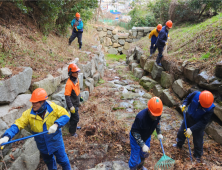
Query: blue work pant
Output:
[[69, 30, 82, 48], [41, 145, 71, 170], [150, 43, 157, 55], [128, 132, 151, 169], [156, 45, 164, 64], [176, 112, 204, 158]]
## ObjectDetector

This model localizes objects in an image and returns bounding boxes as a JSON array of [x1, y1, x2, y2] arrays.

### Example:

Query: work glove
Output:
[[180, 105, 186, 112], [0, 136, 9, 145], [184, 128, 192, 138], [157, 134, 163, 140], [48, 124, 58, 134], [70, 106, 75, 114], [142, 144, 150, 153], [80, 97, 83, 102]]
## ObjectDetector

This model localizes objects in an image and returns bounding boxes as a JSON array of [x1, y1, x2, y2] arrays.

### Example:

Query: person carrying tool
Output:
[[0, 88, 71, 170], [129, 97, 164, 170], [65, 63, 83, 137], [155, 20, 173, 66], [173, 90, 215, 162], [148, 24, 162, 57], [68, 12, 84, 49]]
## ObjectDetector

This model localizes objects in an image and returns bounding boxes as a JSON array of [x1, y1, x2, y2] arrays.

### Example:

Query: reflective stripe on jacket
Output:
[[3, 101, 70, 155], [64, 78, 80, 108]]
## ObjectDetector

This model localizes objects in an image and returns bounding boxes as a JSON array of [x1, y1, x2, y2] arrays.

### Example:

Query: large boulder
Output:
[[131, 63, 139, 72], [80, 91, 89, 102], [172, 79, 188, 99], [112, 29, 118, 35], [199, 79, 222, 91], [118, 39, 125, 46], [144, 60, 155, 73], [113, 43, 121, 48], [0, 67, 12, 77], [213, 105, 222, 122], [0, 67, 32, 104], [2, 130, 40, 170], [77, 61, 92, 79], [205, 121, 222, 145], [140, 55, 148, 69], [121, 92, 140, 100], [151, 63, 164, 80], [183, 66, 199, 82], [161, 58, 171, 71], [126, 39, 133, 43], [161, 89, 177, 107], [153, 84, 163, 97], [132, 30, 137, 38], [91, 58, 96, 76], [117, 33, 129, 39], [134, 68, 144, 79], [215, 61, 222, 78], [134, 46, 143, 62], [124, 42, 130, 50], [78, 73, 84, 90], [85, 78, 94, 93], [139, 76, 158, 91], [93, 72, 100, 86], [160, 71, 174, 88], [129, 60, 138, 71], [107, 30, 112, 35], [108, 48, 118, 55], [30, 74, 62, 95], [118, 47, 123, 53], [51, 84, 67, 109], [126, 53, 136, 65], [88, 161, 129, 170], [0, 94, 32, 127], [99, 31, 107, 38], [113, 35, 119, 40], [104, 37, 112, 47], [195, 71, 216, 85], [97, 27, 103, 31]]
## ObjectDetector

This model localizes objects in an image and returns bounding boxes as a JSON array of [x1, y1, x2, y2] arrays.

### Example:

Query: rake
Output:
[[154, 139, 175, 170]]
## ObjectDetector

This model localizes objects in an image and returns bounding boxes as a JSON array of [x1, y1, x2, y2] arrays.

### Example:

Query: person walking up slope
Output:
[[0, 88, 71, 170], [129, 97, 164, 170], [148, 24, 162, 57], [173, 90, 215, 162], [155, 20, 173, 66], [68, 12, 84, 49]]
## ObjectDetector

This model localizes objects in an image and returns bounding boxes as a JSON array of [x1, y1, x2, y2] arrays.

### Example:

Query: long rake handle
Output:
[[183, 112, 193, 162], [1, 131, 48, 146], [159, 138, 165, 155]]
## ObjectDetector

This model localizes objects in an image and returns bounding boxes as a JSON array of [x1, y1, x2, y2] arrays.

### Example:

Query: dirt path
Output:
[[37, 58, 222, 170]]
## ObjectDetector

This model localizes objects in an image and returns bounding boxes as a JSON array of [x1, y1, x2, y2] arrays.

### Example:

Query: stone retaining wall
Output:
[[126, 46, 222, 145], [0, 44, 106, 170], [95, 26, 155, 55]]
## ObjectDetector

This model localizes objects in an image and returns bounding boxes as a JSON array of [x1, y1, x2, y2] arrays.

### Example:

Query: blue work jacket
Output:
[[71, 18, 83, 32], [183, 91, 215, 132], [156, 26, 168, 47]]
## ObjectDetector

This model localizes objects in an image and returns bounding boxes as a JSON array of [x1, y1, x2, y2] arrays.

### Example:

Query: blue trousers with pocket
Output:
[[129, 132, 151, 169], [176, 112, 204, 158], [150, 43, 157, 55], [41, 144, 71, 170], [69, 30, 82, 48]]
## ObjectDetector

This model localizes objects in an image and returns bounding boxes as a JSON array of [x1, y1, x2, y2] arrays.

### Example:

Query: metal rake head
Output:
[[154, 154, 175, 170]]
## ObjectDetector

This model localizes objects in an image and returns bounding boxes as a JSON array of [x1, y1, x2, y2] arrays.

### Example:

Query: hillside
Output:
[[0, 4, 99, 82], [130, 13, 222, 75]]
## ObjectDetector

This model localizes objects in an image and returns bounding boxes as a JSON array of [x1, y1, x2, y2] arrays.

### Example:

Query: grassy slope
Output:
[[0, 20, 99, 82], [130, 13, 222, 74]]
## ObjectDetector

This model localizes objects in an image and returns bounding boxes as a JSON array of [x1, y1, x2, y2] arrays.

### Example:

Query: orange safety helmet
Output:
[[30, 88, 48, 103], [147, 97, 163, 116], [166, 20, 173, 28], [157, 24, 162, 31], [199, 90, 214, 108], [68, 63, 80, 73], [76, 13, 80, 18]]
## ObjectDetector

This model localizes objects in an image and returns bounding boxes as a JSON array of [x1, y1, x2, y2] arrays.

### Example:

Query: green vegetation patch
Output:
[[105, 54, 126, 62]]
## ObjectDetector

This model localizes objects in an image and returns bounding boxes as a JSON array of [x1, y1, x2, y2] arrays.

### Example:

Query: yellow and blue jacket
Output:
[[149, 28, 159, 44], [3, 101, 70, 155]]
